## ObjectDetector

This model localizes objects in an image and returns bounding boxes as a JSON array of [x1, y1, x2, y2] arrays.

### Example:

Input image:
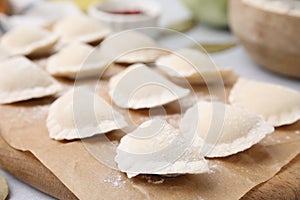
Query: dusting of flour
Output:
[[243, 0, 300, 16]]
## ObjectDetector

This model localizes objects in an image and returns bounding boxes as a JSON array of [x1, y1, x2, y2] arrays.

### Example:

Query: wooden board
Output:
[[0, 136, 77, 200], [0, 134, 300, 200]]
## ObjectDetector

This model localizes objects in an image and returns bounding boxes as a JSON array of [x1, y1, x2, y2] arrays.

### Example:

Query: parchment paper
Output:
[[0, 78, 299, 200]]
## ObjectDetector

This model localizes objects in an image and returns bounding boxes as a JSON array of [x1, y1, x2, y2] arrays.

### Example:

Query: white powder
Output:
[[141, 175, 165, 184], [103, 175, 126, 188], [243, 0, 300, 17]]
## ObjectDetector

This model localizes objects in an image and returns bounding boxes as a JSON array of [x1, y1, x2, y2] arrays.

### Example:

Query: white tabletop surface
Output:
[[1, 1, 299, 200]]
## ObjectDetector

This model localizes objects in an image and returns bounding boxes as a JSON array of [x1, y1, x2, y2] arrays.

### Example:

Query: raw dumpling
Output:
[[53, 14, 111, 43], [0, 56, 61, 104], [100, 31, 163, 64], [0, 172, 8, 200], [47, 87, 127, 140], [115, 119, 209, 178], [0, 45, 12, 61], [109, 63, 190, 109], [155, 48, 236, 84], [25, 1, 82, 27], [180, 101, 274, 158], [46, 42, 109, 79], [0, 25, 58, 56], [229, 78, 300, 127]]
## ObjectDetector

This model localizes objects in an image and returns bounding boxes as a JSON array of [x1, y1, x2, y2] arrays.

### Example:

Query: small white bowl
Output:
[[88, 0, 161, 32]]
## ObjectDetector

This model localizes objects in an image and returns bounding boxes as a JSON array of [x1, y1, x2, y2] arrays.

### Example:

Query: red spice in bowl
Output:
[[88, 0, 161, 32], [104, 10, 143, 15]]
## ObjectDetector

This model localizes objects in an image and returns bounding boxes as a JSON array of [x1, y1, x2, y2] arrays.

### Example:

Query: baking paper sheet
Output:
[[0, 79, 299, 200]]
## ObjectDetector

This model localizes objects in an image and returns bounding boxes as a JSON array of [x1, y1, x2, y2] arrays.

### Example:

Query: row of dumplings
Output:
[[1, 55, 299, 178], [0, 21, 299, 178], [0, 14, 110, 58], [0, 19, 237, 105], [1, 51, 298, 125], [114, 76, 299, 177], [46, 68, 299, 178], [47, 76, 300, 178], [0, 12, 236, 84]]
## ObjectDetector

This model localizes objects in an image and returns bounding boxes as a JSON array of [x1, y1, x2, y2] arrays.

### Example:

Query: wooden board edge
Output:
[[0, 134, 299, 199], [0, 135, 78, 200]]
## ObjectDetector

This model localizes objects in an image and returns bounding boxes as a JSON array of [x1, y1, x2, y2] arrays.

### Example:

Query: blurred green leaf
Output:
[[181, 0, 228, 28], [191, 42, 236, 53]]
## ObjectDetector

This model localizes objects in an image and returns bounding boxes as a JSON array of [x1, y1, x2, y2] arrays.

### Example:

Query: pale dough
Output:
[[46, 42, 109, 79], [0, 56, 61, 104], [156, 48, 237, 84], [116, 119, 209, 178], [1, 25, 58, 56], [53, 14, 111, 43], [109, 63, 190, 109], [100, 31, 164, 64], [180, 101, 274, 157], [229, 78, 300, 127], [47, 87, 127, 140]]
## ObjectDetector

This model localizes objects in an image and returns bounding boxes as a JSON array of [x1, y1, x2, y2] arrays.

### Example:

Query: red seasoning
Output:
[[104, 10, 143, 15]]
